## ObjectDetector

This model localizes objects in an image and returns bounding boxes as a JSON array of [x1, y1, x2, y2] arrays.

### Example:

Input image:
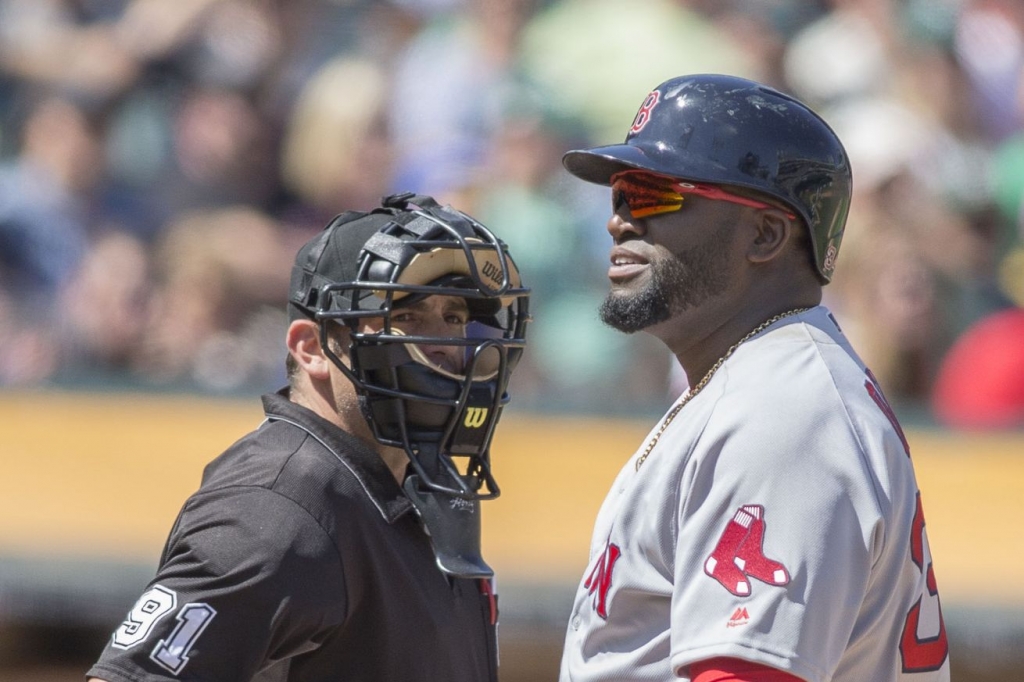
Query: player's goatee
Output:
[[599, 226, 731, 333]]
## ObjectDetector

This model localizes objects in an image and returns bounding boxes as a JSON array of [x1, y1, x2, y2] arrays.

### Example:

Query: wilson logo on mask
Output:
[[463, 407, 489, 428]]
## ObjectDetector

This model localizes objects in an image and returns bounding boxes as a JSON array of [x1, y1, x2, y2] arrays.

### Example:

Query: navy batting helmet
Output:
[[563, 74, 852, 282]]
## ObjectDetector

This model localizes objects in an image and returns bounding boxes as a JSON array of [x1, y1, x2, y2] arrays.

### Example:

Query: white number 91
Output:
[[111, 585, 217, 675]]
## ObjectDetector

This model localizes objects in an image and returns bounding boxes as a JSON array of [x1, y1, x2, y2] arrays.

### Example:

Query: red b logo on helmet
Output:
[[630, 90, 661, 135]]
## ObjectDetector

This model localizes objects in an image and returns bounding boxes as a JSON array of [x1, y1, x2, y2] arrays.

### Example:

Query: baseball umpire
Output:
[[86, 193, 530, 682], [558, 74, 949, 682]]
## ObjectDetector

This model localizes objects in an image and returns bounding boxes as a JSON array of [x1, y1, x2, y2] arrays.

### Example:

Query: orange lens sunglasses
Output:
[[610, 171, 796, 219]]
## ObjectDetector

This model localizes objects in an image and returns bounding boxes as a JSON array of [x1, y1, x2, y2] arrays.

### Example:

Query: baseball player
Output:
[[558, 74, 949, 682], [86, 193, 530, 682]]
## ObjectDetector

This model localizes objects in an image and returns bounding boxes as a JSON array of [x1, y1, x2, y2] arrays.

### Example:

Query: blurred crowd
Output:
[[1, 0, 1023, 427]]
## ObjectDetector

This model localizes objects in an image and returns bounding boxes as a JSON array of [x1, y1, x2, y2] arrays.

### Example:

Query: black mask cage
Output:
[[311, 193, 530, 500]]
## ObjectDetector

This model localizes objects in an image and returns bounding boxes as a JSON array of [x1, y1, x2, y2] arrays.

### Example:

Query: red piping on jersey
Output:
[[691, 657, 802, 682]]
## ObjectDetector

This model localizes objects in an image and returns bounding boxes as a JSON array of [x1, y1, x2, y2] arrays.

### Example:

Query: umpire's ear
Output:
[[286, 319, 333, 381]]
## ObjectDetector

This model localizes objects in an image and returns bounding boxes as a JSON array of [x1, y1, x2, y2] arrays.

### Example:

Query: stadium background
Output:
[[1, 0, 1023, 679]]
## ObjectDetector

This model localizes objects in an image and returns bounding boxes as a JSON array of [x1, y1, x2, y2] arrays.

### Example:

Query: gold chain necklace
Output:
[[635, 308, 809, 471]]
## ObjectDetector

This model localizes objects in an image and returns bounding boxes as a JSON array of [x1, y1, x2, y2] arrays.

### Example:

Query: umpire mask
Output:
[[289, 192, 531, 503]]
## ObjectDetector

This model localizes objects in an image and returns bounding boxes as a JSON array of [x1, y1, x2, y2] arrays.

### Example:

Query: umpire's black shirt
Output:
[[88, 390, 499, 682]]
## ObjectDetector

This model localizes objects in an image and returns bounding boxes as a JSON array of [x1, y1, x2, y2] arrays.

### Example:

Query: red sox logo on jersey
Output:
[[704, 504, 789, 597], [584, 539, 621, 619]]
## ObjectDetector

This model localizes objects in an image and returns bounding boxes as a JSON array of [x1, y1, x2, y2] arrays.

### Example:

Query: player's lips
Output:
[[608, 246, 649, 282]]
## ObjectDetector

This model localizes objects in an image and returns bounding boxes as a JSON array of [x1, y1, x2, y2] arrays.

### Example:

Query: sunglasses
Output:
[[610, 171, 796, 219]]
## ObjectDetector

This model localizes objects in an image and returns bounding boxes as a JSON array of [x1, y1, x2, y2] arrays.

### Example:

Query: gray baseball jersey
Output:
[[560, 307, 949, 682]]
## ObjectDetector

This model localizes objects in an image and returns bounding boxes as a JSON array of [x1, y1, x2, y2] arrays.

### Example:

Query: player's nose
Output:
[[607, 212, 645, 244]]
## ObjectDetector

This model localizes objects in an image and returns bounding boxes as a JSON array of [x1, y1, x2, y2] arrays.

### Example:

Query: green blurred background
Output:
[[2, 0, 1024, 679]]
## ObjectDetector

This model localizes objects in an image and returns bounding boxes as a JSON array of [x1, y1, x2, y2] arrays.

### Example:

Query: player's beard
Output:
[[599, 225, 732, 334]]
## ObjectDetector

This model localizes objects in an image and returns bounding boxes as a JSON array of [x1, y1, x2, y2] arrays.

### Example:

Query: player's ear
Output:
[[746, 208, 793, 265], [287, 319, 333, 380]]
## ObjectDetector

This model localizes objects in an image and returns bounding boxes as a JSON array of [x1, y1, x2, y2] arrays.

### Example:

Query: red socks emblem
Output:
[[704, 505, 790, 597]]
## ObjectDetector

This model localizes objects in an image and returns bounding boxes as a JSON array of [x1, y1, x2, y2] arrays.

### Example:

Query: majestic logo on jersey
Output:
[[463, 407, 489, 428], [584, 540, 621, 619], [727, 607, 750, 628], [704, 505, 790, 597]]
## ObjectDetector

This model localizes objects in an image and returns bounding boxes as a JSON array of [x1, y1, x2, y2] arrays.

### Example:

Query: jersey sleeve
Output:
[[87, 487, 347, 682], [691, 657, 804, 682], [668, 380, 886, 682]]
